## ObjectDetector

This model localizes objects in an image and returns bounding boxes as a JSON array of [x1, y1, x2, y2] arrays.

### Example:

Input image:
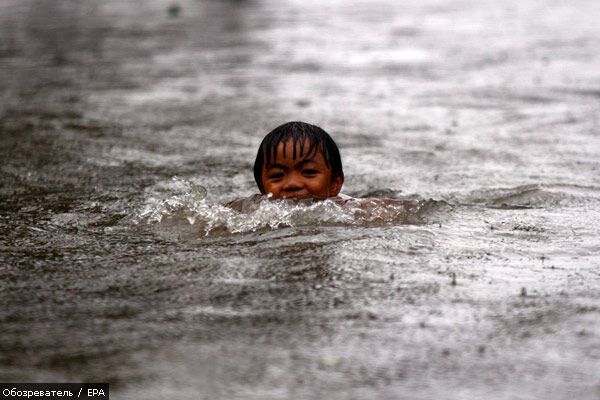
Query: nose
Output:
[[282, 174, 304, 193]]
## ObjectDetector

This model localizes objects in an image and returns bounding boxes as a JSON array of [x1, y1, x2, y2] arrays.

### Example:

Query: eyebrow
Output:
[[265, 159, 318, 170]]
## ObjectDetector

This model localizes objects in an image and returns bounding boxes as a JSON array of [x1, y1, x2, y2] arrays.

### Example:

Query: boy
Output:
[[253, 121, 345, 200], [227, 121, 416, 220]]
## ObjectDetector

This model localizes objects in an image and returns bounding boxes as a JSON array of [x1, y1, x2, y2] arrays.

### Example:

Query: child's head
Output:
[[253, 121, 344, 199]]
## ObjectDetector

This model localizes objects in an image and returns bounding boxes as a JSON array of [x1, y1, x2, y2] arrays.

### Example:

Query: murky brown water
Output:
[[1, 0, 600, 399]]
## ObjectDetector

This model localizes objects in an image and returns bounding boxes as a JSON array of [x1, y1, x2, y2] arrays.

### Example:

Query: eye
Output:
[[302, 169, 319, 176], [268, 172, 284, 180]]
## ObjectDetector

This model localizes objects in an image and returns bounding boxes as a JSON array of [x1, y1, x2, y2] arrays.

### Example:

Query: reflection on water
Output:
[[1, 0, 600, 399]]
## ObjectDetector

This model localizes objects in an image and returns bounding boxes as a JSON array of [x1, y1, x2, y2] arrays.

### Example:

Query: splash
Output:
[[133, 177, 435, 236]]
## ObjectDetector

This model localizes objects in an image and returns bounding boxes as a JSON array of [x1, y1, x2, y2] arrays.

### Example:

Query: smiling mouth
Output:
[[281, 194, 310, 199]]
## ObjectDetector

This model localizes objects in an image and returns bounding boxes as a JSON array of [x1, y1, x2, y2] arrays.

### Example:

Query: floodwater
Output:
[[1, 0, 600, 398]]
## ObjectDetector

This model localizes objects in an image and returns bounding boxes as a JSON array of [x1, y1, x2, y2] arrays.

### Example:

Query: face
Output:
[[261, 139, 343, 199]]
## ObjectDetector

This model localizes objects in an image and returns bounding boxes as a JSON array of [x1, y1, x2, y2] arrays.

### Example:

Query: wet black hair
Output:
[[253, 121, 344, 194]]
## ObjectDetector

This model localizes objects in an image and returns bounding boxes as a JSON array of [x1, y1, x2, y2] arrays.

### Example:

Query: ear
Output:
[[329, 175, 344, 197]]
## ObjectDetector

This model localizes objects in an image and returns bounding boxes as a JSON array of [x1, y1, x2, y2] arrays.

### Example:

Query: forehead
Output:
[[267, 138, 324, 163]]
